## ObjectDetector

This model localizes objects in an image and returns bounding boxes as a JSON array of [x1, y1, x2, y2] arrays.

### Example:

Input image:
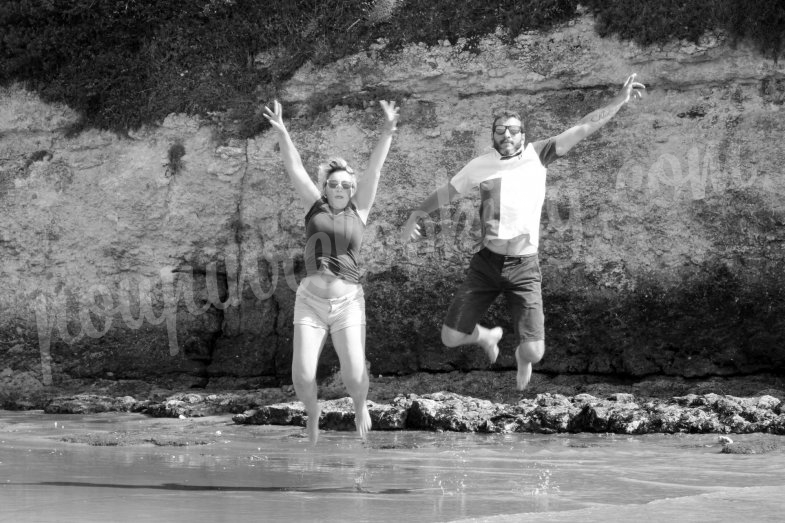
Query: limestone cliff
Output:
[[2, 14, 784, 396]]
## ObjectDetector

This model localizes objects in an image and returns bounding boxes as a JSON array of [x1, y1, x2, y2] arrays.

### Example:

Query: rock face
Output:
[[2, 13, 785, 392]]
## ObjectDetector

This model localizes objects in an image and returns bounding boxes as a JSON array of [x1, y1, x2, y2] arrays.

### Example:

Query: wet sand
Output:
[[2, 409, 784, 523]]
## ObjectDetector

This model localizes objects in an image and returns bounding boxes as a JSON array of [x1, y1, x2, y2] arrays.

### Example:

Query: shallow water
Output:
[[0, 411, 783, 522]]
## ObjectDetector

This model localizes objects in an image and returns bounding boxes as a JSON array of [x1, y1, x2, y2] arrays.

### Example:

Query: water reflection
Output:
[[28, 481, 415, 494]]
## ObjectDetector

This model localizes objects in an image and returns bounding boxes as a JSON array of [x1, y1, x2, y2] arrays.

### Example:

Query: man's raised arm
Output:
[[552, 73, 645, 157]]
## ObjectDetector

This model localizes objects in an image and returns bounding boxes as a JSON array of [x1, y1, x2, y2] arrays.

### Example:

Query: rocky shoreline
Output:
[[233, 390, 785, 436], [8, 372, 783, 449], [41, 388, 785, 436]]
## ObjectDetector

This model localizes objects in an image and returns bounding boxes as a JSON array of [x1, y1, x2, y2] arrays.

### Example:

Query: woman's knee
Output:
[[291, 365, 317, 390], [340, 366, 368, 395]]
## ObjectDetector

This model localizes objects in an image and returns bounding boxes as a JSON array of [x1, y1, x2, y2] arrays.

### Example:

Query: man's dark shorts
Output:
[[444, 248, 544, 342]]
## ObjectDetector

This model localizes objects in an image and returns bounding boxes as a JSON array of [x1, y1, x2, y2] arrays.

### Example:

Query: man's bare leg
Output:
[[515, 340, 544, 390], [442, 324, 503, 364]]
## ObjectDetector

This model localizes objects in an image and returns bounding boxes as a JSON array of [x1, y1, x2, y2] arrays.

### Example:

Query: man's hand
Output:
[[400, 210, 428, 243], [618, 73, 646, 104]]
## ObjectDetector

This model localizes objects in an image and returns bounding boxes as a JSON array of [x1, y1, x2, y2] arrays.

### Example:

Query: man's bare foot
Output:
[[481, 327, 503, 364], [515, 347, 532, 390], [354, 401, 372, 440], [306, 405, 321, 445]]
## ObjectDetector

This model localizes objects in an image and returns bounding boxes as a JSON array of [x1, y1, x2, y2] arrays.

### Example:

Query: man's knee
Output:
[[441, 324, 467, 347], [518, 340, 545, 363]]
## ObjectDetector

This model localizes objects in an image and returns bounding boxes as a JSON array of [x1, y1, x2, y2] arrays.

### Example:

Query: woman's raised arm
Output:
[[354, 100, 399, 222], [263, 100, 321, 210]]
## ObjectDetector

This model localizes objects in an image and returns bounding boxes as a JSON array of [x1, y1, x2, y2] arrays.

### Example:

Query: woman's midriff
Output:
[[301, 272, 360, 299]]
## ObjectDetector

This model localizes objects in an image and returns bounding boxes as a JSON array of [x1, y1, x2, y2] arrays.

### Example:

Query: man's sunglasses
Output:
[[326, 180, 355, 190], [493, 125, 523, 135]]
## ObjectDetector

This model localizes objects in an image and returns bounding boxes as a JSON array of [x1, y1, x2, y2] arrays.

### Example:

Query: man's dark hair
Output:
[[491, 110, 522, 130]]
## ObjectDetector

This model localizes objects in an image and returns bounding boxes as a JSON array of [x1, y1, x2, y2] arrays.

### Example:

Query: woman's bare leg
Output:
[[331, 324, 371, 439], [292, 324, 328, 444]]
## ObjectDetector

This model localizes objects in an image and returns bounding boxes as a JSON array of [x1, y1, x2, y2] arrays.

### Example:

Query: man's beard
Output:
[[494, 140, 521, 156]]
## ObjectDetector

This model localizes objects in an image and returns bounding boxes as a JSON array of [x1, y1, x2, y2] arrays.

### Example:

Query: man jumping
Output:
[[401, 74, 645, 390]]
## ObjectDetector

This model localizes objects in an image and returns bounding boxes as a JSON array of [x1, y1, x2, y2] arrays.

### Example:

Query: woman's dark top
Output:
[[303, 197, 365, 284]]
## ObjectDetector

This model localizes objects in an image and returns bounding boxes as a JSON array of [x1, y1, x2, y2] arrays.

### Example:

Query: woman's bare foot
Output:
[[306, 405, 321, 445], [354, 401, 372, 440]]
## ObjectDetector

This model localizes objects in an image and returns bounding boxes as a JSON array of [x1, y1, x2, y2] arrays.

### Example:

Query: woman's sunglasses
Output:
[[326, 180, 355, 190]]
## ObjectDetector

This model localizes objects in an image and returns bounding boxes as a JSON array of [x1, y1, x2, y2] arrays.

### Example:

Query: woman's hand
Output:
[[263, 100, 287, 133], [379, 100, 400, 132], [262, 99, 321, 209]]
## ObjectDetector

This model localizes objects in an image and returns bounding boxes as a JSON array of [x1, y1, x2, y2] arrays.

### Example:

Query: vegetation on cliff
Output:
[[0, 0, 783, 135]]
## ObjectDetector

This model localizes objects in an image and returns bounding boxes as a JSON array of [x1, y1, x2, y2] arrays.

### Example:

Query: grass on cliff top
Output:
[[0, 0, 783, 136]]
